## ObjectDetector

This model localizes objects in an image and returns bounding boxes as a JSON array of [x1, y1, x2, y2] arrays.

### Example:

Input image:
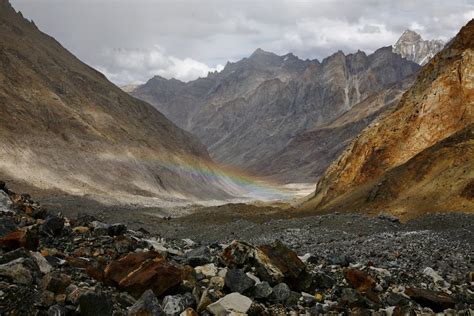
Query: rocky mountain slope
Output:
[[393, 30, 445, 65], [306, 19, 474, 218], [132, 47, 419, 182], [0, 0, 245, 205]]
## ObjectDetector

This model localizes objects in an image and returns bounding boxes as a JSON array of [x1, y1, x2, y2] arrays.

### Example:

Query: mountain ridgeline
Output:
[[131, 45, 420, 183]]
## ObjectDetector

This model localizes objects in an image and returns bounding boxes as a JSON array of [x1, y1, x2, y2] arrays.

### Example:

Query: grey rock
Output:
[[162, 293, 195, 316], [207, 292, 252, 315], [251, 281, 273, 299], [41, 215, 65, 237], [78, 291, 113, 316], [47, 304, 66, 316], [224, 268, 256, 293], [186, 246, 211, 267], [0, 217, 16, 237], [269, 283, 291, 303], [128, 289, 163, 316], [0, 257, 33, 285], [0, 190, 12, 213], [393, 30, 444, 65]]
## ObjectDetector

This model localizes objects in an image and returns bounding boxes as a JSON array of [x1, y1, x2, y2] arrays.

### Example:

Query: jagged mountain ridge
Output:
[[0, 0, 245, 204], [132, 47, 419, 182], [393, 29, 445, 65], [306, 19, 474, 218]]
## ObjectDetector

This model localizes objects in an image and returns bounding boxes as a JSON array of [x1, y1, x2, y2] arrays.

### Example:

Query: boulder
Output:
[[0, 190, 12, 213], [207, 292, 252, 315], [251, 281, 273, 299], [224, 268, 255, 293], [41, 272, 72, 294], [344, 268, 376, 293], [0, 228, 39, 251], [195, 263, 218, 278], [0, 217, 17, 237], [128, 289, 163, 316], [186, 246, 211, 267], [180, 308, 198, 316], [31, 252, 53, 274], [41, 215, 65, 237], [405, 288, 456, 312], [162, 293, 195, 315], [268, 283, 291, 304], [78, 291, 113, 316], [222, 240, 307, 287], [104, 251, 182, 298], [0, 257, 34, 285], [108, 223, 127, 236]]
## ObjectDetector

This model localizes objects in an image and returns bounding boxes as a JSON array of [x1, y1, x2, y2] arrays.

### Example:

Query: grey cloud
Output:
[[10, 0, 474, 85]]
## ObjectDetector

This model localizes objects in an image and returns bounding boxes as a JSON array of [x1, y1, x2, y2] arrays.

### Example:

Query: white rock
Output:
[[207, 292, 252, 315], [195, 263, 218, 277], [298, 253, 312, 262], [31, 252, 52, 274], [0, 191, 12, 213], [246, 272, 261, 284], [423, 267, 450, 288], [369, 266, 392, 278], [182, 238, 195, 247]]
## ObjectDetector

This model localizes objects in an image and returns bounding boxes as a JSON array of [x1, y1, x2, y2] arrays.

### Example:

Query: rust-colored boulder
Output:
[[0, 228, 39, 251], [344, 268, 376, 293], [104, 251, 182, 298], [405, 287, 456, 312]]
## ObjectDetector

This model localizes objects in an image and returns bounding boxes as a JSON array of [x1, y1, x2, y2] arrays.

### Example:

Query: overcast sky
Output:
[[10, 0, 474, 85]]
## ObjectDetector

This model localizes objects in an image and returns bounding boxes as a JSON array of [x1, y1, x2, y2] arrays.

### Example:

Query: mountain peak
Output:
[[393, 29, 445, 65], [398, 29, 423, 42], [250, 47, 273, 57]]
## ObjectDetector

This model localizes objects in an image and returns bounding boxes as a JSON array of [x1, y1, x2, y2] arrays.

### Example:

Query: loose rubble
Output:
[[0, 181, 472, 315]]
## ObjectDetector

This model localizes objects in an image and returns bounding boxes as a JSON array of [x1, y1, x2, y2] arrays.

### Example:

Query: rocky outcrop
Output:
[[393, 30, 445, 65], [132, 47, 419, 181], [306, 19, 474, 217], [0, 0, 241, 205]]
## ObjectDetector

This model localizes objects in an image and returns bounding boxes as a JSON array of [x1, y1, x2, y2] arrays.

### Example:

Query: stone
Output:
[[344, 268, 376, 293], [41, 215, 65, 237], [42, 272, 72, 294], [108, 223, 127, 236], [180, 308, 198, 316], [0, 257, 34, 285], [423, 267, 449, 287], [269, 283, 291, 303], [48, 304, 67, 316], [128, 289, 163, 316], [405, 288, 456, 312], [313, 271, 336, 289], [117, 292, 137, 307], [0, 217, 17, 237], [0, 190, 12, 213], [0, 228, 39, 251], [186, 246, 211, 267], [67, 287, 90, 305], [104, 251, 183, 298], [222, 240, 306, 286], [72, 226, 89, 234], [42, 290, 56, 307], [31, 251, 53, 274], [162, 293, 195, 315], [91, 221, 110, 235], [207, 293, 252, 315], [79, 291, 113, 316], [468, 271, 474, 283], [195, 263, 218, 278], [328, 254, 351, 267], [251, 281, 273, 299], [225, 269, 255, 293]]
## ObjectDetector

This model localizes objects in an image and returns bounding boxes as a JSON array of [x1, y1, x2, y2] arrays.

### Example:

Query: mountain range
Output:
[[130, 44, 421, 183], [393, 29, 445, 65]]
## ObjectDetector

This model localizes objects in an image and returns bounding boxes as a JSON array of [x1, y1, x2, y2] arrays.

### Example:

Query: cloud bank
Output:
[[10, 0, 474, 85]]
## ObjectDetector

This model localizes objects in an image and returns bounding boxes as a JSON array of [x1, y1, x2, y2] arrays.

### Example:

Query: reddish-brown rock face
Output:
[[344, 268, 376, 293], [0, 229, 39, 251], [306, 19, 474, 218], [103, 251, 182, 298]]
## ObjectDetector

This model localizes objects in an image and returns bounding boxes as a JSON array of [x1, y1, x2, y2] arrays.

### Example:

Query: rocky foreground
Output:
[[0, 182, 473, 315]]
